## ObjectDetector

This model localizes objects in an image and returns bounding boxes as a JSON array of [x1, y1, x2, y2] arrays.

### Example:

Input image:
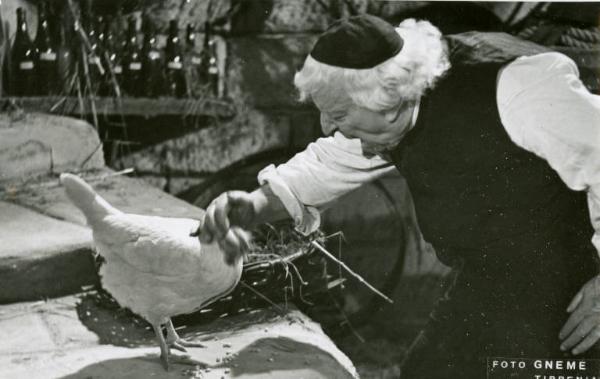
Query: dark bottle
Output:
[[79, 1, 104, 95], [121, 16, 142, 96], [11, 8, 37, 96], [198, 22, 219, 97], [206, 39, 219, 97], [35, 1, 58, 95], [141, 19, 164, 97], [197, 22, 211, 86], [164, 20, 186, 98], [56, 17, 74, 95], [185, 23, 202, 97], [99, 17, 122, 96]]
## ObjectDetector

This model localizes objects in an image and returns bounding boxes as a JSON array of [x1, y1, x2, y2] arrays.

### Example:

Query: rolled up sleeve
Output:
[[258, 132, 395, 234], [498, 52, 600, 254]]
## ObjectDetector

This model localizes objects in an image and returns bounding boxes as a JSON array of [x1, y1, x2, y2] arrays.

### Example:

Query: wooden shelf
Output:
[[1, 96, 236, 119]]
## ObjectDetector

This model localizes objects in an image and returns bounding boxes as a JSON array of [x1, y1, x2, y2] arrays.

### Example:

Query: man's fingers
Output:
[[560, 308, 586, 340], [217, 228, 252, 266], [213, 194, 231, 233], [219, 229, 243, 266], [190, 218, 203, 237], [573, 325, 600, 355], [226, 191, 254, 227], [568, 291, 584, 313], [231, 226, 252, 253], [561, 317, 596, 351], [199, 205, 218, 243]]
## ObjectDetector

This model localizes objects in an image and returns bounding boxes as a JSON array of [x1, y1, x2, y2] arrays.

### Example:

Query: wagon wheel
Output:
[[180, 149, 407, 331]]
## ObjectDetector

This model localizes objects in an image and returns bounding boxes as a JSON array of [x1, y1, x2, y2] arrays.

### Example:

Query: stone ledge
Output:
[[0, 113, 104, 182], [3, 169, 205, 227], [0, 201, 96, 303], [0, 296, 358, 379]]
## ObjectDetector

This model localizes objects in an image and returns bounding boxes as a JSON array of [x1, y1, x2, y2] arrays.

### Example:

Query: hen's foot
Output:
[[166, 319, 206, 353], [152, 324, 171, 371]]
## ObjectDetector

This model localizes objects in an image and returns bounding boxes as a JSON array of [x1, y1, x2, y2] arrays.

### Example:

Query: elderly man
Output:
[[196, 14, 600, 378]]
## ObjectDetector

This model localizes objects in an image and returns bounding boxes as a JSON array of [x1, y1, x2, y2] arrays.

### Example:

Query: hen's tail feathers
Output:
[[60, 173, 120, 224]]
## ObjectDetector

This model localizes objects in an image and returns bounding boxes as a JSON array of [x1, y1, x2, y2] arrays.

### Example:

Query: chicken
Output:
[[60, 173, 243, 370]]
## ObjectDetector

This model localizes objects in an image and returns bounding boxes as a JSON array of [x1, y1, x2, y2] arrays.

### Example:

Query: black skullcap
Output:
[[310, 14, 403, 69]]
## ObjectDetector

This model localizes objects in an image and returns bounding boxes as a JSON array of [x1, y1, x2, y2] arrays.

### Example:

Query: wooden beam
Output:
[[1, 96, 236, 118]]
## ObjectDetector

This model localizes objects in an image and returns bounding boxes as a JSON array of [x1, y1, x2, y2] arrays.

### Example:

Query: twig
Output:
[[91, 168, 135, 181], [327, 290, 365, 343], [79, 141, 104, 169], [50, 96, 68, 112], [310, 241, 394, 304], [0, 168, 135, 194], [325, 230, 345, 280], [239, 281, 286, 313]]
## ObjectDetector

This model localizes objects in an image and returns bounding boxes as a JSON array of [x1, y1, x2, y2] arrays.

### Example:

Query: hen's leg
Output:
[[152, 323, 170, 371], [166, 318, 206, 351]]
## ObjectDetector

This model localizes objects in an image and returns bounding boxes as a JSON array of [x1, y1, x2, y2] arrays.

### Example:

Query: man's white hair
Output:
[[294, 18, 451, 112]]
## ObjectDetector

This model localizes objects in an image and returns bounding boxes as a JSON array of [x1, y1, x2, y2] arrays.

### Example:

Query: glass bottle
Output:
[[185, 23, 202, 97], [206, 39, 219, 97], [198, 22, 219, 97], [56, 17, 74, 95], [35, 1, 58, 95], [141, 18, 164, 97], [164, 20, 186, 98], [121, 16, 142, 96], [198, 21, 211, 86], [78, 1, 104, 95], [99, 17, 122, 96], [11, 7, 37, 96]]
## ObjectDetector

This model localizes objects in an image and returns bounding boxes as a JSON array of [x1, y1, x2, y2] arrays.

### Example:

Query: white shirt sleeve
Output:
[[497, 52, 600, 254], [258, 131, 395, 234]]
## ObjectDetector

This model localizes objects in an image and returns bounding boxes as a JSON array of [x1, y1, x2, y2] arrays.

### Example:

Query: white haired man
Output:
[[195, 14, 600, 378]]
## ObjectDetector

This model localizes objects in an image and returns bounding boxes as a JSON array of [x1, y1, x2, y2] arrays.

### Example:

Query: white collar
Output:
[[410, 98, 421, 130]]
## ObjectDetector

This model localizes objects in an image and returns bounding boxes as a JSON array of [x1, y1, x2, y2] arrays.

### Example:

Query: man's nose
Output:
[[320, 114, 336, 135]]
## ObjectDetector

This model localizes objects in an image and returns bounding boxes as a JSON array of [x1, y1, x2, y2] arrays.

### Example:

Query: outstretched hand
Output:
[[190, 191, 256, 265], [559, 275, 600, 355]]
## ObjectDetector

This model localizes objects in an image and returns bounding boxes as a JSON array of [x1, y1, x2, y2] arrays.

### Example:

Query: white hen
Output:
[[60, 173, 243, 370]]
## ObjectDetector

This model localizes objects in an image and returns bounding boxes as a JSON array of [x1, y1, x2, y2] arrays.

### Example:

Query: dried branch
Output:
[[310, 240, 394, 304]]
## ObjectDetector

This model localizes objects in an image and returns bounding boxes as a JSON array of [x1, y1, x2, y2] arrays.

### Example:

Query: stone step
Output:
[[0, 201, 95, 303], [0, 295, 357, 379], [0, 170, 205, 304]]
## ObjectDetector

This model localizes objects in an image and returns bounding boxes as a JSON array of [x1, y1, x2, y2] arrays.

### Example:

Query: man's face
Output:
[[313, 90, 413, 156]]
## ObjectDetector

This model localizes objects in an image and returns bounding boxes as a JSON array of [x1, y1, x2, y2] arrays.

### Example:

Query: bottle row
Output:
[[6, 2, 219, 99]]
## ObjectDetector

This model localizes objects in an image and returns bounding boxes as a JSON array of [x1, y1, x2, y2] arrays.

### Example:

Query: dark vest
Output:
[[390, 33, 599, 314]]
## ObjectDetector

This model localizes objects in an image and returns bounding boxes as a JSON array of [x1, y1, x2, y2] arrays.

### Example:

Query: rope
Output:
[[559, 34, 598, 49], [517, 25, 539, 40], [516, 22, 600, 49], [565, 27, 600, 44]]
